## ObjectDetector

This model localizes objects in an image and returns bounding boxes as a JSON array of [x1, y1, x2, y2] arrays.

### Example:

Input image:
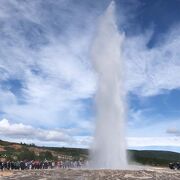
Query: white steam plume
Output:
[[90, 1, 127, 169]]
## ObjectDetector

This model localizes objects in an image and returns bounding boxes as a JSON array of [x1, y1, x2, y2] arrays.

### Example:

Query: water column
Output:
[[90, 1, 127, 169]]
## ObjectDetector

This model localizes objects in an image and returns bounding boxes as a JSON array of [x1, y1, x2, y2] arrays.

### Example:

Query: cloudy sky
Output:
[[0, 0, 180, 152]]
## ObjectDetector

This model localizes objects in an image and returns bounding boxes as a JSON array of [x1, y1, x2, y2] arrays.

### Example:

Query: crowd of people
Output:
[[0, 160, 87, 171]]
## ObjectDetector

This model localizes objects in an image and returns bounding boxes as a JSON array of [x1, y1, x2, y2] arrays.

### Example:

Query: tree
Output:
[[39, 151, 53, 160], [18, 149, 36, 161]]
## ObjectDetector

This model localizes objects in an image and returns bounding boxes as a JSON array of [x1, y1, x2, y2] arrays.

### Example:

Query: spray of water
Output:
[[90, 1, 127, 169]]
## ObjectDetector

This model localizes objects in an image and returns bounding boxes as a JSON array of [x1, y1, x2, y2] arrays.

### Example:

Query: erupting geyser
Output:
[[90, 1, 127, 169]]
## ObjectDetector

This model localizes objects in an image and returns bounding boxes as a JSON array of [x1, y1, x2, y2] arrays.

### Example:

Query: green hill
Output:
[[0, 139, 179, 167], [128, 150, 180, 166]]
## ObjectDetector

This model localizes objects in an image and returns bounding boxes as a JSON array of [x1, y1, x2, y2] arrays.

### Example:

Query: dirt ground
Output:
[[0, 167, 180, 180]]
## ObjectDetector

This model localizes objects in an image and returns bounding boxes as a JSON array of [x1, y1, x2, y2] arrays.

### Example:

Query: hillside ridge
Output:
[[0, 139, 179, 166]]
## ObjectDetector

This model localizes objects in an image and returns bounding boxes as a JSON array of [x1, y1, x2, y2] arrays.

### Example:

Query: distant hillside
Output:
[[0, 139, 179, 167], [0, 140, 88, 162], [128, 150, 180, 166]]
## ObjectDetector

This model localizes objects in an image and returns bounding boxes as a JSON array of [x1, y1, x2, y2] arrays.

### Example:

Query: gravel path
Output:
[[0, 167, 180, 180]]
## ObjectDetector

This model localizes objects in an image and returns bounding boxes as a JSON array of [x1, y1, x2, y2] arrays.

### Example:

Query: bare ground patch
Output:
[[0, 167, 180, 180]]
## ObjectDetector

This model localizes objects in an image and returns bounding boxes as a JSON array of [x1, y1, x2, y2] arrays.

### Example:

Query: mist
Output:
[[90, 2, 127, 169]]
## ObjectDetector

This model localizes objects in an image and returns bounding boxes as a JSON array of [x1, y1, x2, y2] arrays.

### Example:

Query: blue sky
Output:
[[0, 0, 180, 152]]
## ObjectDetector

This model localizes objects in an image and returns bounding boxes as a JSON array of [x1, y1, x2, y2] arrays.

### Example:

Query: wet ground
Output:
[[0, 167, 180, 180]]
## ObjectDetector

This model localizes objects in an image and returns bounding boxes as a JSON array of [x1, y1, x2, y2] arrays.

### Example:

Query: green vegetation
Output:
[[0, 139, 179, 167], [46, 147, 88, 160], [0, 140, 11, 146], [128, 150, 180, 166], [38, 151, 54, 161], [17, 148, 36, 161]]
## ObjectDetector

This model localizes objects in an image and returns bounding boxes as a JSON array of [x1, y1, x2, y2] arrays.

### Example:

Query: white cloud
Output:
[[127, 137, 180, 147], [0, 1, 180, 147], [0, 118, 94, 148], [123, 25, 180, 96], [0, 119, 71, 142], [1, 119, 180, 148], [0, 0, 96, 129]]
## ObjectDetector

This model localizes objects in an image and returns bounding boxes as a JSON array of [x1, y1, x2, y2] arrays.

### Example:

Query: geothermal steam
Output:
[[91, 2, 127, 169]]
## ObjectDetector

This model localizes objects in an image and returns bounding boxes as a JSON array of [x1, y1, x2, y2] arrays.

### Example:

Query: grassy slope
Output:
[[128, 150, 180, 166], [0, 140, 179, 166]]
